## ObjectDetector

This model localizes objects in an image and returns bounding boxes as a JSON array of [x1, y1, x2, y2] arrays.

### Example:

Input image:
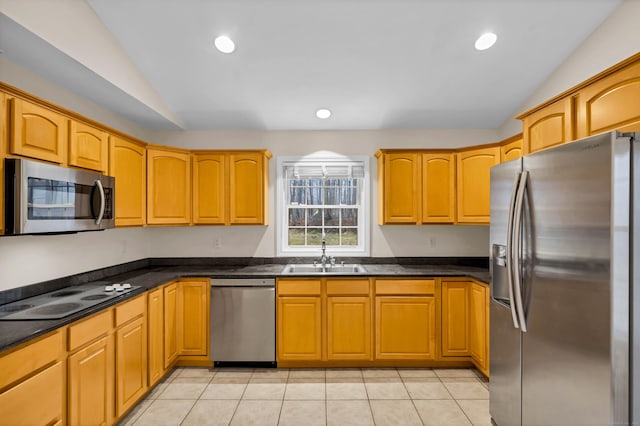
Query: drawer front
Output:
[[0, 361, 64, 425], [375, 279, 435, 295], [0, 330, 64, 390], [68, 309, 113, 351], [115, 295, 146, 327], [326, 279, 370, 295], [277, 280, 322, 296]]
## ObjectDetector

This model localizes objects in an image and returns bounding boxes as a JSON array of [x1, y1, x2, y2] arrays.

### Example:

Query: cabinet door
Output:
[[576, 59, 640, 138], [68, 335, 114, 426], [229, 152, 267, 224], [380, 152, 420, 224], [148, 287, 164, 386], [327, 296, 372, 360], [422, 153, 455, 223], [68, 120, 109, 172], [470, 282, 489, 375], [10, 98, 66, 163], [177, 280, 209, 356], [193, 153, 226, 224], [0, 361, 64, 426], [277, 297, 322, 361], [109, 136, 146, 227], [522, 96, 574, 154], [375, 296, 436, 360], [456, 146, 500, 223], [147, 148, 192, 225], [164, 283, 179, 367], [500, 136, 523, 162], [115, 316, 148, 418], [441, 281, 470, 357]]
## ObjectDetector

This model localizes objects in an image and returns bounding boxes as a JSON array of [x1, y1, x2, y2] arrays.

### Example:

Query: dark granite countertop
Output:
[[0, 258, 489, 353]]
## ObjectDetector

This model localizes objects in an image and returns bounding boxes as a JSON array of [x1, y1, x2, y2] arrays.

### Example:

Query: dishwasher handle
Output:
[[210, 278, 275, 287]]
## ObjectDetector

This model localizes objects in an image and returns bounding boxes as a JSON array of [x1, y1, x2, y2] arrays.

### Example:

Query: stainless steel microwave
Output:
[[4, 158, 115, 235]]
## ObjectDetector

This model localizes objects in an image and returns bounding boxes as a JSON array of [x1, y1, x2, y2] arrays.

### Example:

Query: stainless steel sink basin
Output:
[[282, 264, 368, 275]]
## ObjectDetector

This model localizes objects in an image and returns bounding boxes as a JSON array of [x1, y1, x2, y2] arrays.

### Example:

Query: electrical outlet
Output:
[[429, 237, 436, 248], [214, 238, 222, 249]]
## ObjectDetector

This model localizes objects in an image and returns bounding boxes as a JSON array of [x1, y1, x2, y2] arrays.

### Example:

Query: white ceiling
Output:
[[0, 0, 622, 131]]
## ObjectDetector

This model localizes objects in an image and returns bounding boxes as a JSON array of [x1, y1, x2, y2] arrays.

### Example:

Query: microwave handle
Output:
[[94, 179, 105, 225]]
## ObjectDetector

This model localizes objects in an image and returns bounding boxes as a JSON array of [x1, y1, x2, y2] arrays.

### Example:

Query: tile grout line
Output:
[[178, 368, 216, 426], [438, 373, 476, 426], [399, 370, 427, 426]]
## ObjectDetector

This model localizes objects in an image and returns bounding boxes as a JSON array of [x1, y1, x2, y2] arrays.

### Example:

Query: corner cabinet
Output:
[[500, 134, 523, 163], [10, 97, 66, 164], [147, 146, 192, 225], [68, 120, 109, 172], [470, 281, 490, 376], [456, 146, 500, 223], [193, 150, 271, 225], [110, 136, 147, 227]]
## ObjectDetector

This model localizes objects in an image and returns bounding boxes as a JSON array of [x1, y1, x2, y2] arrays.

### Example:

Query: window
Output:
[[276, 156, 370, 256]]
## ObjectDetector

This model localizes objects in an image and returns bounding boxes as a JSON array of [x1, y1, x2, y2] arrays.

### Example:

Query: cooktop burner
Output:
[[0, 282, 142, 320]]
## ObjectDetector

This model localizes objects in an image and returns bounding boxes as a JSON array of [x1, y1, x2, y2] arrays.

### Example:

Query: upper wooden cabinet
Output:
[[193, 153, 226, 224], [193, 150, 271, 226], [68, 120, 109, 172], [110, 136, 147, 227], [576, 59, 640, 138], [10, 97, 66, 163], [521, 96, 574, 154], [456, 146, 500, 224], [500, 134, 523, 162], [147, 146, 192, 225], [376, 151, 455, 225], [378, 152, 420, 224], [422, 153, 456, 223]]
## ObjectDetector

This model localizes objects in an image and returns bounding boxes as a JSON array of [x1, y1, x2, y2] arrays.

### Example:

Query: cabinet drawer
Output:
[[68, 309, 112, 351], [0, 361, 64, 425], [115, 295, 146, 327], [0, 330, 64, 390], [326, 279, 370, 295], [375, 279, 435, 295], [277, 280, 321, 296]]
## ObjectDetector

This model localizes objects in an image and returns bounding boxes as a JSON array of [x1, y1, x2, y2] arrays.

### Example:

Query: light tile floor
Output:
[[118, 367, 491, 426]]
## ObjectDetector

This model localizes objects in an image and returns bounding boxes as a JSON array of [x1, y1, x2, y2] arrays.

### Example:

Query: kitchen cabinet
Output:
[[456, 146, 500, 223], [521, 96, 574, 154], [326, 279, 372, 361], [470, 281, 490, 376], [147, 287, 164, 386], [147, 146, 192, 225], [164, 282, 179, 366], [228, 151, 271, 225], [500, 134, 523, 162], [114, 296, 147, 418], [441, 280, 471, 357], [0, 330, 65, 426], [10, 97, 67, 164], [193, 153, 227, 224], [0, 92, 6, 235], [374, 279, 437, 360], [68, 119, 109, 172], [277, 279, 323, 361], [377, 151, 420, 224], [422, 152, 456, 223], [109, 136, 146, 227], [177, 279, 209, 357], [576, 59, 640, 138]]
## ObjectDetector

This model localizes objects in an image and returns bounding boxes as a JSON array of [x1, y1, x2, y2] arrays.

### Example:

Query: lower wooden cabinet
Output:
[[441, 280, 471, 357], [68, 335, 114, 426], [177, 279, 209, 357], [375, 296, 436, 360], [164, 283, 179, 367], [115, 315, 148, 418], [470, 281, 489, 375], [277, 296, 323, 361], [327, 296, 372, 360], [147, 287, 164, 386]]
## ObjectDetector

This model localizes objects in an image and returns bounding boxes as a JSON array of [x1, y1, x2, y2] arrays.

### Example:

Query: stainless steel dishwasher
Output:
[[210, 278, 276, 366]]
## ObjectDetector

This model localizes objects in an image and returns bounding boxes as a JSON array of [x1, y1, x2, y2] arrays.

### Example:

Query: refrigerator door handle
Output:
[[505, 171, 522, 329], [512, 169, 529, 332]]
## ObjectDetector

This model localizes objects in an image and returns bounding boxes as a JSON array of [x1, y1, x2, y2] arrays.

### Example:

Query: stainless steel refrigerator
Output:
[[489, 131, 639, 425]]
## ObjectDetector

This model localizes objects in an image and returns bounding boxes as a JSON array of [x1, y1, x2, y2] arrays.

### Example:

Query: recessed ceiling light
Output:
[[316, 108, 331, 119], [475, 32, 497, 51], [214, 35, 235, 54]]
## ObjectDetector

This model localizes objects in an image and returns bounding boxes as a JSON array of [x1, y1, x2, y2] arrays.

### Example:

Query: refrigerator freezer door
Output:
[[521, 132, 629, 425], [490, 299, 521, 426]]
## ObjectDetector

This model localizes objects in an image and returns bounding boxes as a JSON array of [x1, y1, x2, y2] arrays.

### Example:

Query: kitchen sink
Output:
[[281, 264, 368, 275]]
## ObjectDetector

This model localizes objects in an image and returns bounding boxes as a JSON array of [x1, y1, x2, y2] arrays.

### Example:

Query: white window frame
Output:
[[276, 154, 370, 257]]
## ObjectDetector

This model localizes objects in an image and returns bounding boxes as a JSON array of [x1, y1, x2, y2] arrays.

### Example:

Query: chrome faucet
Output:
[[320, 238, 328, 268]]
